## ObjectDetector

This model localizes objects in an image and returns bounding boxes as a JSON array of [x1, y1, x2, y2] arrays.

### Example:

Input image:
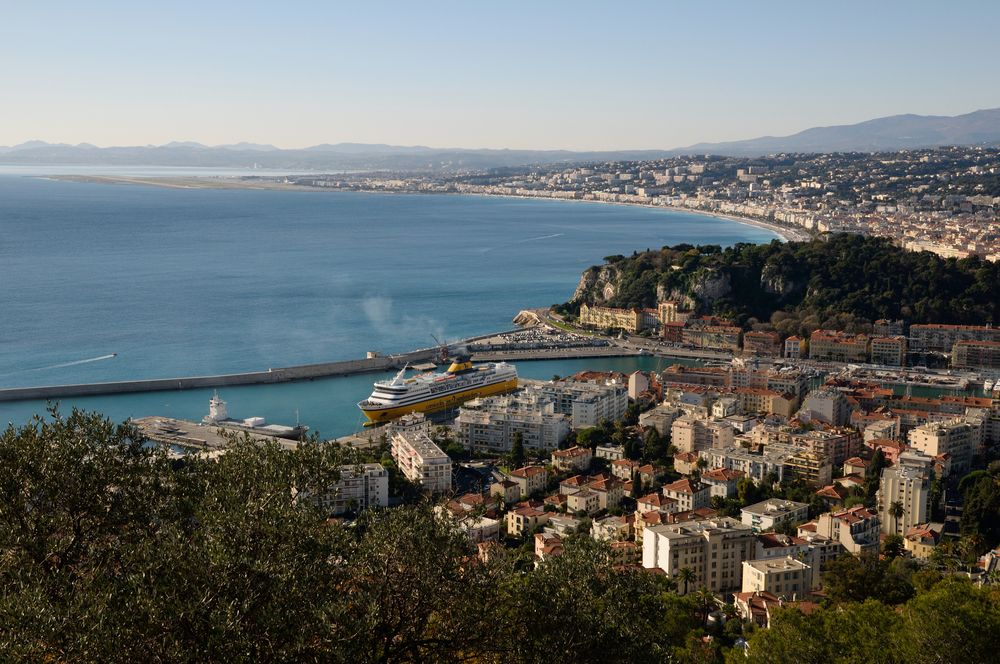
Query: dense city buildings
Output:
[[291, 147, 1000, 261]]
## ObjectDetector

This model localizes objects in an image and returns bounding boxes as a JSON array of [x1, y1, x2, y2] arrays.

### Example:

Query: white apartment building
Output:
[[671, 414, 735, 453], [809, 506, 880, 555], [754, 532, 842, 589], [878, 450, 932, 535], [302, 463, 389, 516], [908, 417, 981, 476], [741, 557, 812, 599], [698, 444, 792, 484], [455, 391, 570, 453], [527, 381, 628, 428], [741, 499, 810, 533], [390, 430, 452, 493], [642, 518, 756, 594], [799, 389, 851, 426], [638, 403, 683, 436]]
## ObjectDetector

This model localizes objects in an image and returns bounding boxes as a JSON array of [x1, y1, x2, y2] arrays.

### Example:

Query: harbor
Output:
[[0, 323, 685, 404]]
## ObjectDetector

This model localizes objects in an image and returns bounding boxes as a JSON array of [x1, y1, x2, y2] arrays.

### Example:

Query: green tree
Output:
[[888, 500, 905, 534], [894, 578, 1000, 664], [510, 430, 526, 469], [882, 533, 905, 560], [678, 566, 696, 595], [630, 469, 642, 499], [959, 474, 1000, 551]]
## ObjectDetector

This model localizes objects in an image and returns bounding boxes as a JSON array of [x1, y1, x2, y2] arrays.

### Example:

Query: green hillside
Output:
[[563, 234, 999, 337]]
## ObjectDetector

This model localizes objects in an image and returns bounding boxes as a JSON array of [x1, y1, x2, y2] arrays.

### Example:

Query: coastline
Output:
[[46, 173, 809, 243]]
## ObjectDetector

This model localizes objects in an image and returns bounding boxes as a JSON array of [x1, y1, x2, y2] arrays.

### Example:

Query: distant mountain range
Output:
[[678, 108, 1000, 155], [2, 108, 999, 171]]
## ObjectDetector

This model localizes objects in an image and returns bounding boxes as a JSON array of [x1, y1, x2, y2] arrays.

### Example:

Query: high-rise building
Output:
[[878, 451, 932, 535]]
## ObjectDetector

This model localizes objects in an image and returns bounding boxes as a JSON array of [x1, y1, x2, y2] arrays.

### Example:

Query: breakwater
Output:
[[0, 329, 527, 403]]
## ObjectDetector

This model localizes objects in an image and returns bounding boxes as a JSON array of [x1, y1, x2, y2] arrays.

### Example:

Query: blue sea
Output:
[[0, 174, 779, 437]]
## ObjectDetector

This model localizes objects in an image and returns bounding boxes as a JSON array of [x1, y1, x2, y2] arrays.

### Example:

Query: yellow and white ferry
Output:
[[357, 353, 518, 425]]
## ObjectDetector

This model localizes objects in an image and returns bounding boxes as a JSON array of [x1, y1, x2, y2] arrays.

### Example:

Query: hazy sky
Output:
[[2, 1, 999, 150]]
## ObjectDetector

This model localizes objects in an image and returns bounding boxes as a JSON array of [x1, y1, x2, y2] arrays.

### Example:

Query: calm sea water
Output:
[[0, 174, 779, 436]]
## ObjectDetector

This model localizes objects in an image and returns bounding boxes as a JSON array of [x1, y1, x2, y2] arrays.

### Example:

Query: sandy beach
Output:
[[50, 174, 812, 242]]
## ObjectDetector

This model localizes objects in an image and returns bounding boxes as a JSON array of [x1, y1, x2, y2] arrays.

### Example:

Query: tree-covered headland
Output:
[[562, 234, 999, 336]]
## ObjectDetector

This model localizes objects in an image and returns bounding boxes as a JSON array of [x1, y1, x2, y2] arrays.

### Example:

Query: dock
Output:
[[133, 416, 299, 452]]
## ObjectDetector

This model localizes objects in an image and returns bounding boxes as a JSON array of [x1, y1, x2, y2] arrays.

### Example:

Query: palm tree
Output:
[[677, 566, 696, 595], [694, 587, 717, 626], [888, 500, 905, 534]]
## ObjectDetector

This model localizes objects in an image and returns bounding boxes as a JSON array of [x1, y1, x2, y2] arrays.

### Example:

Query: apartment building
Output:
[[870, 336, 908, 366], [800, 389, 851, 426], [878, 451, 932, 535], [782, 450, 833, 487], [909, 323, 1000, 353], [741, 557, 812, 599], [682, 324, 742, 352], [303, 463, 389, 516], [390, 430, 452, 493], [671, 414, 735, 453], [952, 340, 1000, 369], [642, 518, 757, 594], [699, 444, 790, 484], [741, 499, 810, 533], [808, 329, 870, 363], [658, 300, 693, 325], [908, 417, 981, 476], [743, 330, 782, 356], [639, 403, 683, 436], [455, 391, 570, 453], [784, 336, 804, 359], [789, 428, 861, 467], [808, 506, 881, 555], [527, 381, 628, 428], [579, 304, 656, 333], [507, 465, 548, 499], [662, 478, 711, 511], [735, 387, 796, 417]]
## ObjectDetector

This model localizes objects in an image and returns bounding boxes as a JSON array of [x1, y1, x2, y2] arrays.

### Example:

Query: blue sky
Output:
[[2, 1, 998, 150]]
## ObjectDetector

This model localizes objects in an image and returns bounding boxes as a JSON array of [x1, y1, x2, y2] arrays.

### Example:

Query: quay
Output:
[[133, 416, 299, 452]]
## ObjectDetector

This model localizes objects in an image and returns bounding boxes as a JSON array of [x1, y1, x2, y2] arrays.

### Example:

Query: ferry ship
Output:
[[357, 353, 518, 425]]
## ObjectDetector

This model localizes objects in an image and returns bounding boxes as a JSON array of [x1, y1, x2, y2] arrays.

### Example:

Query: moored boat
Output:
[[358, 353, 518, 425]]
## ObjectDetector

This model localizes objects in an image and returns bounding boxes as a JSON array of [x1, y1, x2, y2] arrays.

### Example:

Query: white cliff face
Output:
[[760, 263, 804, 298], [687, 269, 732, 303], [572, 264, 621, 303]]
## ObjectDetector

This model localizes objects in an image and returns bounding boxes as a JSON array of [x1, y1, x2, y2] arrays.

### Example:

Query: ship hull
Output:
[[359, 377, 519, 425]]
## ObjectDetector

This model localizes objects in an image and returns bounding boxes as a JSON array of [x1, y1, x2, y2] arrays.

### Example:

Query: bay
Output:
[[0, 174, 780, 436]]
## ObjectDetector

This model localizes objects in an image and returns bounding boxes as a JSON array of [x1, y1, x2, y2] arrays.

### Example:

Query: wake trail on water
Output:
[[0, 354, 117, 377], [478, 233, 565, 253]]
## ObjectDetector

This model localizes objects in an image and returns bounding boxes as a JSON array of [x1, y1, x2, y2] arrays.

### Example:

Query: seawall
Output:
[[0, 329, 523, 403]]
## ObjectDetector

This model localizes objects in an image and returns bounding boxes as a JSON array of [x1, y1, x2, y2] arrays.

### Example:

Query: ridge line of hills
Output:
[[2, 108, 999, 171]]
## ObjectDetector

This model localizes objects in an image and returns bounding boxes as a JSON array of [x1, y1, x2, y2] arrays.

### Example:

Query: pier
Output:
[[133, 416, 299, 452], [0, 328, 525, 403]]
